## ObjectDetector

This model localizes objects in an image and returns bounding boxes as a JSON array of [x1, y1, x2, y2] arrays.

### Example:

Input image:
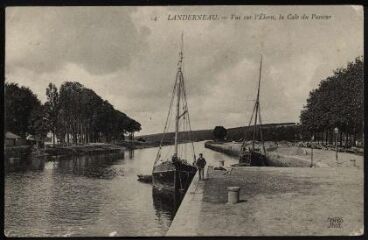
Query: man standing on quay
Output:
[[196, 153, 207, 180]]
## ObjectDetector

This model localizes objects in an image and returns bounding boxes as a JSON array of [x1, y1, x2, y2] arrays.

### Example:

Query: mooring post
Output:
[[350, 159, 356, 167], [310, 147, 314, 167], [310, 135, 314, 168], [334, 128, 339, 164], [227, 186, 240, 204]]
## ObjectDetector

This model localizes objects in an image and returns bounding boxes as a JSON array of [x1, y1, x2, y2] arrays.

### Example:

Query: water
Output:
[[4, 141, 237, 237]]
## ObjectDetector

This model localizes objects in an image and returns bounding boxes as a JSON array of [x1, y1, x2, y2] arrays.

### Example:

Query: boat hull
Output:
[[152, 161, 197, 193], [137, 174, 152, 183], [239, 150, 268, 166]]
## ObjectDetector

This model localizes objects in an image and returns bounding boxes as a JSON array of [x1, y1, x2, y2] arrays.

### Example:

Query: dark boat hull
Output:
[[152, 161, 197, 193], [152, 187, 185, 220], [239, 150, 268, 166], [137, 174, 152, 183]]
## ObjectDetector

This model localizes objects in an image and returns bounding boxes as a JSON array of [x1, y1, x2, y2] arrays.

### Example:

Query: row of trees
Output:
[[300, 57, 363, 147], [5, 81, 141, 145], [213, 124, 300, 142]]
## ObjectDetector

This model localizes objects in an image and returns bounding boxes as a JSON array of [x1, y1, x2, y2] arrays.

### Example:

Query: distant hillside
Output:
[[136, 129, 213, 143], [136, 122, 300, 143]]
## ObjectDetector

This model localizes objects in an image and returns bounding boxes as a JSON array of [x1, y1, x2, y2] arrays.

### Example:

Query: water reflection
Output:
[[5, 156, 46, 172], [47, 174, 103, 229], [6, 152, 125, 179], [5, 141, 238, 237], [54, 153, 125, 179], [129, 149, 134, 159], [152, 188, 185, 221]]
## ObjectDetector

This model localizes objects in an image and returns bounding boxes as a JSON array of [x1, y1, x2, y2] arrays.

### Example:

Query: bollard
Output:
[[227, 186, 240, 204], [350, 159, 356, 167]]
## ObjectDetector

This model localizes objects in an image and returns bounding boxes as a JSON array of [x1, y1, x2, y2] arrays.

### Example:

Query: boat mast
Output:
[[252, 55, 263, 151], [174, 33, 184, 155]]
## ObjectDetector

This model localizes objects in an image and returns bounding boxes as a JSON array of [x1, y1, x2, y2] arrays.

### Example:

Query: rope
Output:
[[258, 104, 267, 157], [241, 102, 257, 151], [178, 172, 183, 190], [181, 75, 197, 162], [154, 74, 178, 165], [155, 38, 197, 166]]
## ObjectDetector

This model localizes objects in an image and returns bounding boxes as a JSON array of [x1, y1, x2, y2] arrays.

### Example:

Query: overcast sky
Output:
[[6, 6, 363, 135]]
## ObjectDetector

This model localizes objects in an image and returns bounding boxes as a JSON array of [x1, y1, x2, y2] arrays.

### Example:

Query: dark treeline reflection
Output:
[[5, 152, 125, 179], [54, 152, 125, 179], [5, 156, 46, 173], [128, 149, 134, 159]]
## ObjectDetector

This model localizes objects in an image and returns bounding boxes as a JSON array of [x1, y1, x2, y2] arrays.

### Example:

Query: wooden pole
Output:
[[174, 33, 184, 156], [252, 55, 262, 151]]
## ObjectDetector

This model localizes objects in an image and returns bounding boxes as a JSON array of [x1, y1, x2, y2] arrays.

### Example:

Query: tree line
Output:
[[211, 124, 300, 142], [300, 56, 363, 147], [5, 81, 141, 145]]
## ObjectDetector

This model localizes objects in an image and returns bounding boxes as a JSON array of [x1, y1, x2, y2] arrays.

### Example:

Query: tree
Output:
[[4, 82, 41, 137], [300, 56, 363, 146], [124, 117, 142, 141], [57, 81, 141, 144], [45, 83, 59, 146], [28, 105, 49, 141], [5, 80, 141, 145], [213, 126, 227, 141]]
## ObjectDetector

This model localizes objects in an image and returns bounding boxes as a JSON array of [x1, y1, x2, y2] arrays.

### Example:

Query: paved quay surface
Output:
[[205, 141, 363, 168], [166, 166, 363, 236]]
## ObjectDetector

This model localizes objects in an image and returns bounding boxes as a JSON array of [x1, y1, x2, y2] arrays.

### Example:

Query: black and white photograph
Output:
[[4, 5, 364, 237]]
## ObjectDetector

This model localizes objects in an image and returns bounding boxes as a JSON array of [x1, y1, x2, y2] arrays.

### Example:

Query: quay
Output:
[[167, 166, 363, 236], [204, 141, 363, 168], [167, 143, 363, 236]]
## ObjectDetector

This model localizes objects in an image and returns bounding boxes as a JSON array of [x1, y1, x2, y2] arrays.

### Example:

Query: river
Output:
[[4, 141, 238, 237]]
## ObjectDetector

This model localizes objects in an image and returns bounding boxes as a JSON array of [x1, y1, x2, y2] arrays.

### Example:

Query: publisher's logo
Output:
[[328, 217, 344, 229]]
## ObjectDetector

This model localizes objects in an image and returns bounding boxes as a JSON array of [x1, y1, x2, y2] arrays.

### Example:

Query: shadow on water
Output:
[[152, 188, 185, 221]]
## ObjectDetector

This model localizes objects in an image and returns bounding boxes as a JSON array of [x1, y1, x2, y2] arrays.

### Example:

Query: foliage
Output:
[[56, 81, 141, 144], [4, 83, 41, 137], [45, 83, 59, 145], [213, 126, 227, 140], [299, 56, 363, 146], [5, 81, 141, 144], [28, 105, 49, 139]]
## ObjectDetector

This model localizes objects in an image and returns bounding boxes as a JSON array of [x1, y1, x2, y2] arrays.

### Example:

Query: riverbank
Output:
[[5, 139, 198, 160], [116, 140, 163, 149], [167, 166, 363, 236], [44, 143, 125, 156], [204, 141, 363, 168], [5, 143, 125, 160], [120, 139, 205, 150]]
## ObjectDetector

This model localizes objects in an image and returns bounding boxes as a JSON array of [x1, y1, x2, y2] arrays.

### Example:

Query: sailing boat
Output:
[[239, 55, 268, 166], [152, 34, 197, 193]]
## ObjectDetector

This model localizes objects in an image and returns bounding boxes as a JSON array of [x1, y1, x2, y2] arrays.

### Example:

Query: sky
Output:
[[5, 6, 363, 135]]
